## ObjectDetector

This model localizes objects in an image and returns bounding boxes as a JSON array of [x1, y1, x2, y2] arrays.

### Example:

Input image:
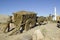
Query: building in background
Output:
[[52, 7, 60, 21], [56, 16, 60, 21]]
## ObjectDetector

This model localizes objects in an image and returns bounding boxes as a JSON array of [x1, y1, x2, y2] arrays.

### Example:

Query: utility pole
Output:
[[54, 7, 56, 20]]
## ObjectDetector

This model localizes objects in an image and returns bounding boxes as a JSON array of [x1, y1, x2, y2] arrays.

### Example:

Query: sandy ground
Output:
[[44, 23, 60, 40], [0, 23, 60, 40]]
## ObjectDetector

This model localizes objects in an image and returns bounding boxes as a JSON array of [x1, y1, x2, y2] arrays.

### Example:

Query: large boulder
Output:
[[32, 29, 44, 40]]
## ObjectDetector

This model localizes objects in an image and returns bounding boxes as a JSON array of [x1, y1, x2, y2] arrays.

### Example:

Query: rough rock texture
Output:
[[32, 29, 44, 40]]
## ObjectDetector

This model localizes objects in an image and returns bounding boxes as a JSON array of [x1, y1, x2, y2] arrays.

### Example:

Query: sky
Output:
[[0, 0, 60, 16]]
